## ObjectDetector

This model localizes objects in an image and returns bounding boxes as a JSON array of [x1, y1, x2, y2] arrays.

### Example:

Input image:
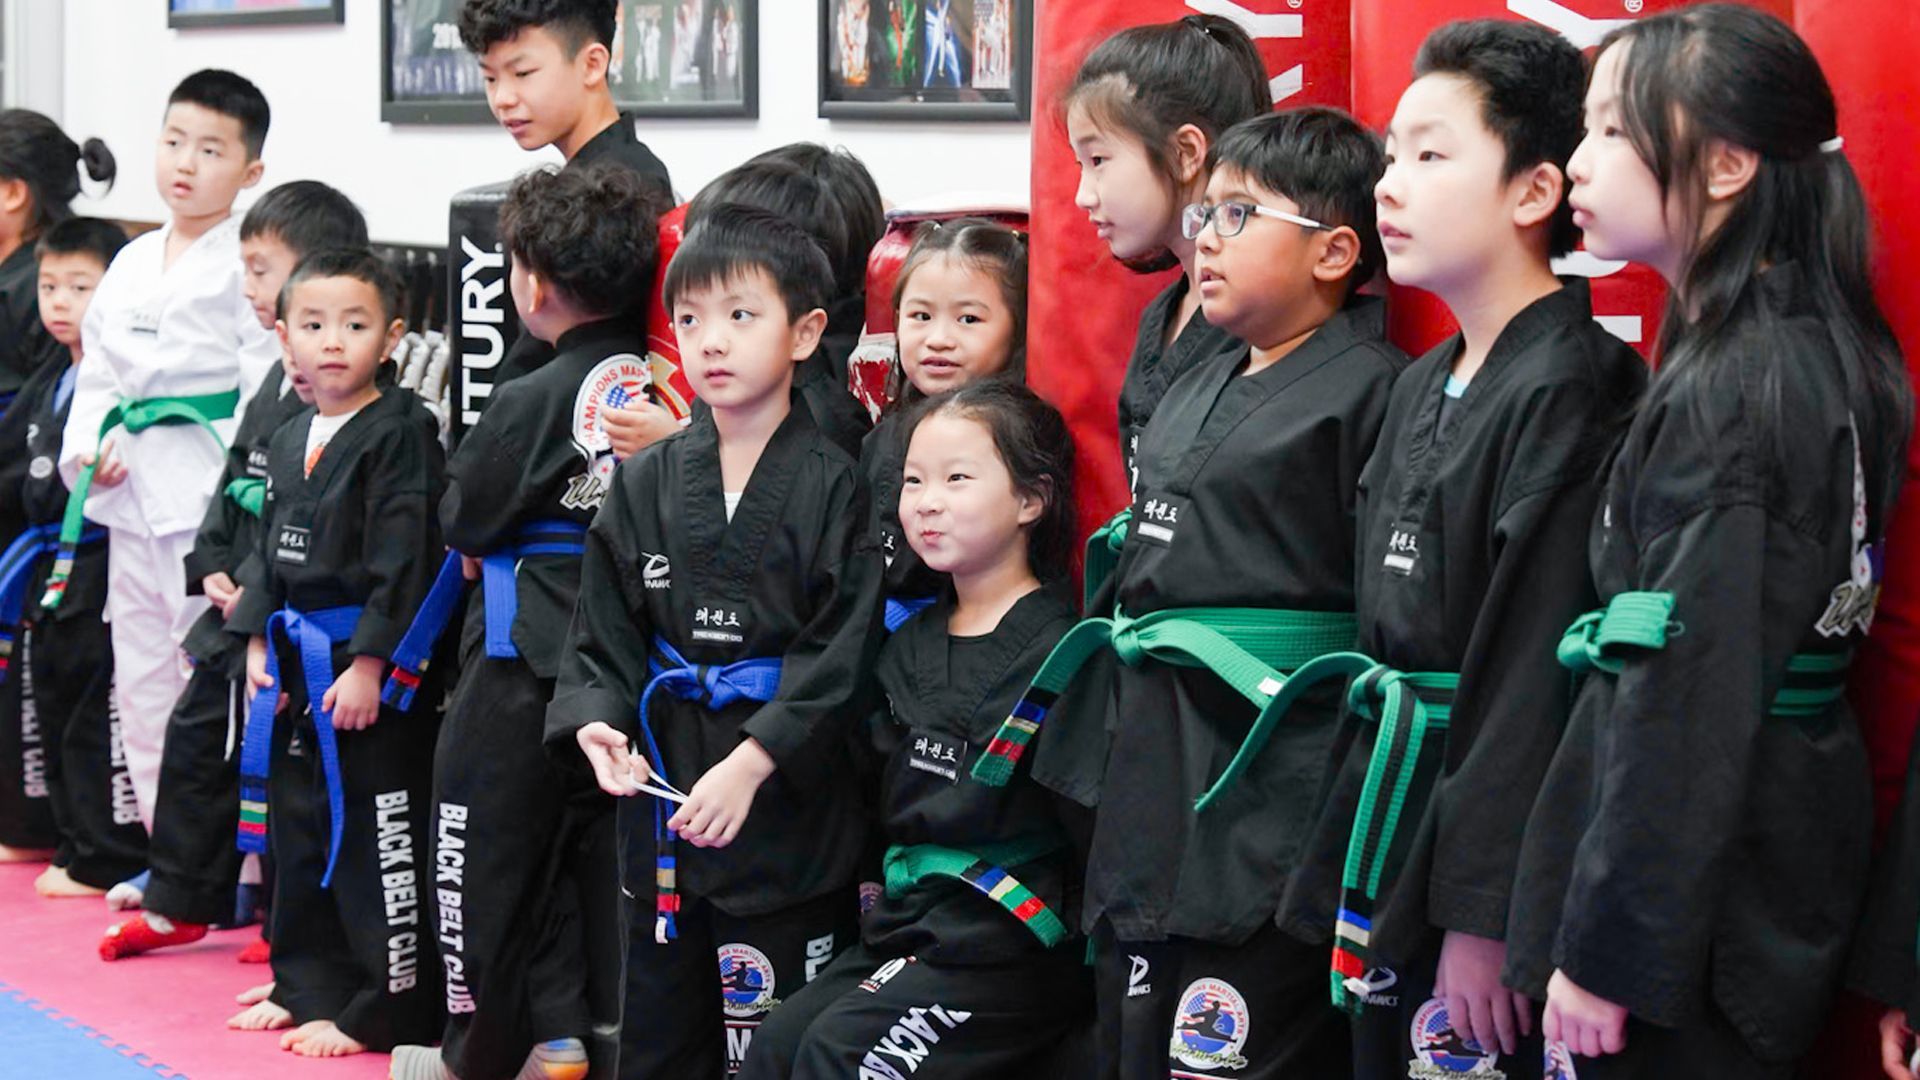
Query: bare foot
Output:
[[227, 999, 292, 1031], [235, 981, 275, 1006], [282, 1019, 364, 1057], [0, 844, 54, 863], [34, 865, 106, 898]]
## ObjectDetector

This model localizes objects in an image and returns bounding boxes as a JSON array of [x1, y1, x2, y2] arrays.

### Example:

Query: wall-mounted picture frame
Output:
[[169, 0, 345, 29], [383, 0, 758, 124], [819, 0, 1029, 121]]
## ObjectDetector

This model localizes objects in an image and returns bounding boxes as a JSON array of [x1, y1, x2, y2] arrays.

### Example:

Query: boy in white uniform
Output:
[[53, 70, 278, 862]]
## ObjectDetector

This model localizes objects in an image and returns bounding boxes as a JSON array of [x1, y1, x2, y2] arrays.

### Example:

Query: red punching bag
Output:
[[645, 204, 698, 421], [1027, 0, 1352, 544], [1796, 3, 1920, 1077], [1347, 0, 1791, 361]]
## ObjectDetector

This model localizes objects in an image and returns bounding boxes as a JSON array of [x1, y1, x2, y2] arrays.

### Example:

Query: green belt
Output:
[[971, 604, 1358, 787], [225, 477, 266, 518], [1083, 508, 1130, 610], [883, 837, 1069, 948], [42, 390, 240, 611], [1559, 590, 1852, 718]]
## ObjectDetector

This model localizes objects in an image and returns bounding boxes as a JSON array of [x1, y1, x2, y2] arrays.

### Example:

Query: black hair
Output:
[[0, 111, 114, 240], [458, 0, 615, 56], [685, 161, 855, 301], [167, 69, 270, 160], [887, 218, 1028, 409], [280, 247, 405, 327], [902, 380, 1077, 585], [1412, 20, 1585, 258], [1066, 14, 1269, 273], [500, 162, 669, 317], [35, 216, 128, 268], [1211, 106, 1387, 294], [745, 143, 885, 305], [1597, 4, 1911, 503], [240, 180, 368, 259], [663, 203, 832, 322]]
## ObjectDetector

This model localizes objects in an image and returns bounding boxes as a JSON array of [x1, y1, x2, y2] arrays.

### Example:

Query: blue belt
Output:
[[636, 634, 783, 944], [236, 605, 363, 888], [0, 522, 105, 683], [884, 595, 936, 634], [382, 519, 587, 709]]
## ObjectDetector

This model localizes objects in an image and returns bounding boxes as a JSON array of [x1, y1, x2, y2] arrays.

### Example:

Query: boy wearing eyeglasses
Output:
[[1025, 106, 1403, 1079], [1273, 22, 1647, 1080]]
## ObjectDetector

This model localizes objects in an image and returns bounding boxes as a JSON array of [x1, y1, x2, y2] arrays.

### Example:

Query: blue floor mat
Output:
[[0, 981, 186, 1078]]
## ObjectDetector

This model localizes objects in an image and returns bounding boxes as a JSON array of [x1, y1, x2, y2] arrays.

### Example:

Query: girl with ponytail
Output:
[[0, 110, 114, 401]]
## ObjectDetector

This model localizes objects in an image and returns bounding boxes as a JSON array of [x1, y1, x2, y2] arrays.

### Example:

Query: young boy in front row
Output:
[[55, 71, 282, 862], [1274, 21, 1647, 1079], [228, 249, 447, 1058], [552, 205, 885, 1077], [387, 162, 669, 1080], [104, 180, 369, 962]]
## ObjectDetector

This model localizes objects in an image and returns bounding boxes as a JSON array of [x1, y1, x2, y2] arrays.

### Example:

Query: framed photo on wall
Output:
[[819, 0, 1029, 120], [383, 0, 757, 124], [169, 0, 345, 29]]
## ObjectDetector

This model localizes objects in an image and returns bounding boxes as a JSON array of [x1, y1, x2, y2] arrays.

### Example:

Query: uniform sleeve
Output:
[[439, 401, 539, 554], [58, 309, 121, 489], [545, 471, 656, 750], [182, 454, 247, 591], [738, 467, 886, 792], [1549, 410, 1824, 1025], [348, 423, 446, 658], [1426, 382, 1613, 939], [1850, 729, 1920, 1013]]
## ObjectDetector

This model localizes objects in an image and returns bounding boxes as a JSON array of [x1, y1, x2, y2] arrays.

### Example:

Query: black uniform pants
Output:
[[0, 623, 54, 848], [143, 662, 247, 924], [266, 670, 442, 1052], [619, 886, 860, 1079], [1093, 918, 1350, 1080], [740, 937, 1094, 1079], [429, 656, 595, 1080], [37, 612, 146, 885], [1352, 930, 1546, 1080]]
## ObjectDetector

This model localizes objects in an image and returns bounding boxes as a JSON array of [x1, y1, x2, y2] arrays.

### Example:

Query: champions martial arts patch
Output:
[[717, 943, 780, 1017], [1544, 1041, 1580, 1080], [1168, 978, 1250, 1073], [1383, 521, 1423, 577], [566, 353, 652, 511], [691, 600, 745, 645], [1133, 494, 1187, 547], [1408, 998, 1505, 1079], [275, 524, 311, 566], [906, 731, 965, 783]]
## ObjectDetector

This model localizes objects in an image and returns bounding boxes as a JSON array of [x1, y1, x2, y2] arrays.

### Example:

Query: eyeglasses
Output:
[[1180, 201, 1331, 241]]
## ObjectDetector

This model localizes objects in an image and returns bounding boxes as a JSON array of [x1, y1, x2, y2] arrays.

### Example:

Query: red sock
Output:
[[237, 937, 271, 964], [99, 914, 208, 960]]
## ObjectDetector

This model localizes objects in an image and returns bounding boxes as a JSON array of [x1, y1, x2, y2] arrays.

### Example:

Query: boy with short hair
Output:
[[8, 218, 146, 898], [54, 70, 281, 859], [228, 249, 446, 1058], [1275, 21, 1647, 1079], [101, 180, 368, 959], [459, 0, 676, 394], [386, 162, 669, 1080], [552, 204, 884, 1077]]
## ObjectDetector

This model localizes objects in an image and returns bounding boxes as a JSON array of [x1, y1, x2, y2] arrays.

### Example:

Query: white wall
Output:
[[52, 0, 1033, 245]]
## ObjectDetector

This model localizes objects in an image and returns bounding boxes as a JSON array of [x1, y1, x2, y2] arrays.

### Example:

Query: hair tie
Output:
[[1820, 135, 1844, 154]]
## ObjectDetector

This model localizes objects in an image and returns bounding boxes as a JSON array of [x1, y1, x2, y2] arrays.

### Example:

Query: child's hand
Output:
[[1543, 968, 1628, 1059], [246, 635, 287, 715], [460, 554, 482, 581], [577, 722, 638, 797], [203, 572, 241, 618], [87, 438, 127, 487], [601, 400, 679, 459], [1879, 1008, 1916, 1080], [668, 737, 775, 849], [323, 655, 385, 731], [1432, 929, 1530, 1057]]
